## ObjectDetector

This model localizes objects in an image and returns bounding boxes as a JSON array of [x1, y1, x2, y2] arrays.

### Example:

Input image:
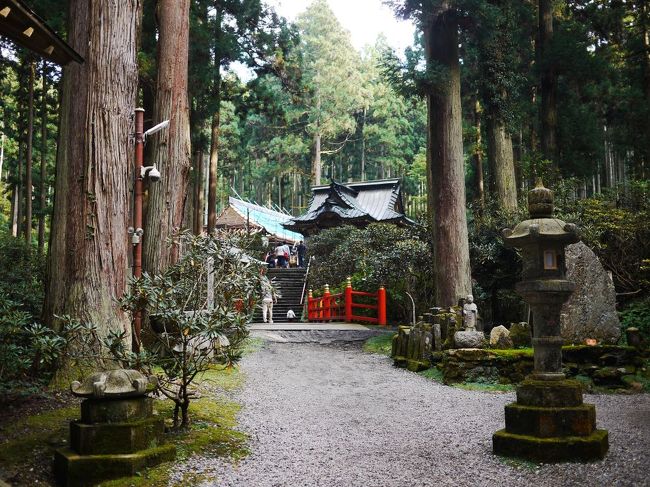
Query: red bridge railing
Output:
[[307, 277, 387, 326]]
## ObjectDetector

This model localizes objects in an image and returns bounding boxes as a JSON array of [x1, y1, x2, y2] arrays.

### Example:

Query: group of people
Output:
[[265, 240, 307, 269]]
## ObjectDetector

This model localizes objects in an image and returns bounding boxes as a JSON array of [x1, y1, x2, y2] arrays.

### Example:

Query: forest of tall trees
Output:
[[1, 0, 649, 324], [3, 1, 648, 229]]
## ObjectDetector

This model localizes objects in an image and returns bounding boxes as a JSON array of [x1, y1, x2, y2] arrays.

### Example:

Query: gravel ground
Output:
[[174, 341, 650, 487]]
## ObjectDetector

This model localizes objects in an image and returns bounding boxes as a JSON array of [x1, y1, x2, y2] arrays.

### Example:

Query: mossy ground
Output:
[[0, 356, 251, 486], [362, 332, 395, 356], [416, 365, 515, 392]]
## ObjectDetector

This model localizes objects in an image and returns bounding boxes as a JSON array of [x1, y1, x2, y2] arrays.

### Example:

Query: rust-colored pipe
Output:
[[133, 108, 144, 352]]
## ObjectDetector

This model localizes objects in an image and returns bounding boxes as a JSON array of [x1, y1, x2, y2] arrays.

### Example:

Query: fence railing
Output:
[[307, 277, 387, 326]]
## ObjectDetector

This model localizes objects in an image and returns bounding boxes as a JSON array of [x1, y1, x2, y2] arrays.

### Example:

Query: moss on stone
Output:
[[1, 368, 249, 487]]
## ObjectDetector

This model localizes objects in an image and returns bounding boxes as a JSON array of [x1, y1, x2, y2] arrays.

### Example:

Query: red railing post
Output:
[[323, 284, 331, 322], [377, 285, 387, 326], [345, 277, 353, 323], [307, 288, 313, 321]]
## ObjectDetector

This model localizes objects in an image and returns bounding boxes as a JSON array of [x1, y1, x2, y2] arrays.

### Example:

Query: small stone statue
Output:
[[463, 295, 478, 331]]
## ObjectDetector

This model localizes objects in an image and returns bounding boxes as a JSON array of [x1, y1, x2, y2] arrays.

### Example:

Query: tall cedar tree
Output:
[[43, 0, 140, 351], [143, 0, 192, 275], [390, 0, 472, 306]]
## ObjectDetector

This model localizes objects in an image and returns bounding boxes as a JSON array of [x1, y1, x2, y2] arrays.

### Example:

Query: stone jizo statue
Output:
[[463, 295, 478, 331]]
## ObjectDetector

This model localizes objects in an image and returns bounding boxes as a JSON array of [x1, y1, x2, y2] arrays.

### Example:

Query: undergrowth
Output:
[[362, 333, 394, 356]]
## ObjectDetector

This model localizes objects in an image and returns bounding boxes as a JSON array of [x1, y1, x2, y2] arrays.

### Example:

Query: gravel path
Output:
[[175, 342, 650, 487]]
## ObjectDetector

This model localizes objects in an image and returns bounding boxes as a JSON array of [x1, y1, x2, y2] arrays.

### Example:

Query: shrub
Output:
[[116, 231, 264, 428], [0, 295, 66, 393], [0, 231, 44, 316], [308, 223, 434, 323], [619, 299, 650, 343]]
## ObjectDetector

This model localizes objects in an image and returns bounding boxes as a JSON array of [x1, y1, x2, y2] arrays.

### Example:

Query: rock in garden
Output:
[[490, 325, 513, 349], [453, 330, 485, 349], [561, 242, 621, 344], [509, 322, 531, 348]]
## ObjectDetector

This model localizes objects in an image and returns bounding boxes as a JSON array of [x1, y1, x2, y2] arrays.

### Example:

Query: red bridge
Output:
[[307, 277, 387, 326]]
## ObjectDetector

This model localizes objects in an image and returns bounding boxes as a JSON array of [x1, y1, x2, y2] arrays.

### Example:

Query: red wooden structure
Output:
[[307, 277, 387, 326]]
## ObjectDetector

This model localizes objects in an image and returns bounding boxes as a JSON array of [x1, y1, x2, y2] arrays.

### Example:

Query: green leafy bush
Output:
[[0, 296, 66, 393], [0, 231, 44, 316], [308, 223, 434, 323], [619, 299, 650, 343]]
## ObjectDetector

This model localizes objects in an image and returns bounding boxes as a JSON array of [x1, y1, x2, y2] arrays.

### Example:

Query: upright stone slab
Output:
[[561, 242, 621, 344], [54, 370, 176, 486], [493, 180, 608, 463]]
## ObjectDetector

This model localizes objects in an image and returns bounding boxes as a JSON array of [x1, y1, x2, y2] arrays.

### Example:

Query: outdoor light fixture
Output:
[[0, 7, 11, 17], [143, 120, 169, 139], [140, 165, 161, 183]]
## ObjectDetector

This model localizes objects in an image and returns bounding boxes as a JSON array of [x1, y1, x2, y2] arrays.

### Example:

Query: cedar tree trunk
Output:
[[486, 116, 518, 211], [43, 0, 140, 350], [38, 62, 48, 254], [24, 61, 35, 243], [143, 0, 192, 274], [423, 4, 472, 307], [539, 0, 557, 166]]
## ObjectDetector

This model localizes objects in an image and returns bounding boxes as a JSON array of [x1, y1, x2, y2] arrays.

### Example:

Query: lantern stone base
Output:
[[493, 379, 608, 462], [54, 444, 177, 487], [54, 397, 176, 486]]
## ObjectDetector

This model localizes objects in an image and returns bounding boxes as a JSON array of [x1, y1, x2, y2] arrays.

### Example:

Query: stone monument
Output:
[[455, 298, 485, 349], [54, 369, 176, 486], [492, 179, 608, 462], [462, 295, 478, 331]]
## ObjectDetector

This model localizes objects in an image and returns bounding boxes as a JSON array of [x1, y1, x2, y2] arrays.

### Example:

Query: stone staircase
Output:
[[252, 267, 307, 323]]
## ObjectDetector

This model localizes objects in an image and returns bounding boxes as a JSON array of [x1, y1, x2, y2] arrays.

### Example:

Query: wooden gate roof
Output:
[[0, 0, 83, 65]]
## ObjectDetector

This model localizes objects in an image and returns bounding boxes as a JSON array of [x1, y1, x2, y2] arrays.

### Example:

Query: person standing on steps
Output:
[[275, 241, 287, 269], [297, 240, 306, 268], [260, 270, 278, 323]]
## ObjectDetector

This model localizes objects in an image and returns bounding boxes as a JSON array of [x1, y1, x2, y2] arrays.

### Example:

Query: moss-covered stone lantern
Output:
[[492, 179, 609, 462]]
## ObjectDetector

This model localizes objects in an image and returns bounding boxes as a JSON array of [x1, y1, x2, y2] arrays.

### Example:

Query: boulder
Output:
[[510, 322, 532, 348], [453, 330, 485, 349], [561, 242, 621, 344], [490, 325, 513, 349]]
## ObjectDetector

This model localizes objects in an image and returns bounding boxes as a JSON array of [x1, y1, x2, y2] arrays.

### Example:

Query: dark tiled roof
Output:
[[285, 179, 412, 234]]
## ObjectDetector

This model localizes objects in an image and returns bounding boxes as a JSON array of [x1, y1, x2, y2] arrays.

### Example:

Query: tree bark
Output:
[[486, 116, 518, 211], [13, 140, 23, 237], [43, 0, 140, 351], [193, 150, 204, 234], [473, 98, 484, 208], [312, 132, 321, 186], [539, 0, 557, 167], [24, 61, 35, 243], [207, 101, 220, 234], [143, 0, 192, 275], [38, 62, 48, 254], [423, 4, 472, 308], [207, 3, 223, 234]]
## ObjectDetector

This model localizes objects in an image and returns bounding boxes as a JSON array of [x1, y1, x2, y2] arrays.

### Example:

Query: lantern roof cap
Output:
[[528, 178, 554, 218], [502, 179, 579, 246]]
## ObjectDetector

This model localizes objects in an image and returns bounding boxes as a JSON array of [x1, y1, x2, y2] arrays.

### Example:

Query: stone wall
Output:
[[438, 345, 646, 391]]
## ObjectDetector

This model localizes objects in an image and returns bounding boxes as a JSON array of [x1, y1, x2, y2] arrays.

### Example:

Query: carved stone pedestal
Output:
[[493, 379, 608, 462], [54, 397, 176, 486]]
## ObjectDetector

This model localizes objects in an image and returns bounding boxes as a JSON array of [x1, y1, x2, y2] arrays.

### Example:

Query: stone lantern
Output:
[[492, 179, 608, 462]]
